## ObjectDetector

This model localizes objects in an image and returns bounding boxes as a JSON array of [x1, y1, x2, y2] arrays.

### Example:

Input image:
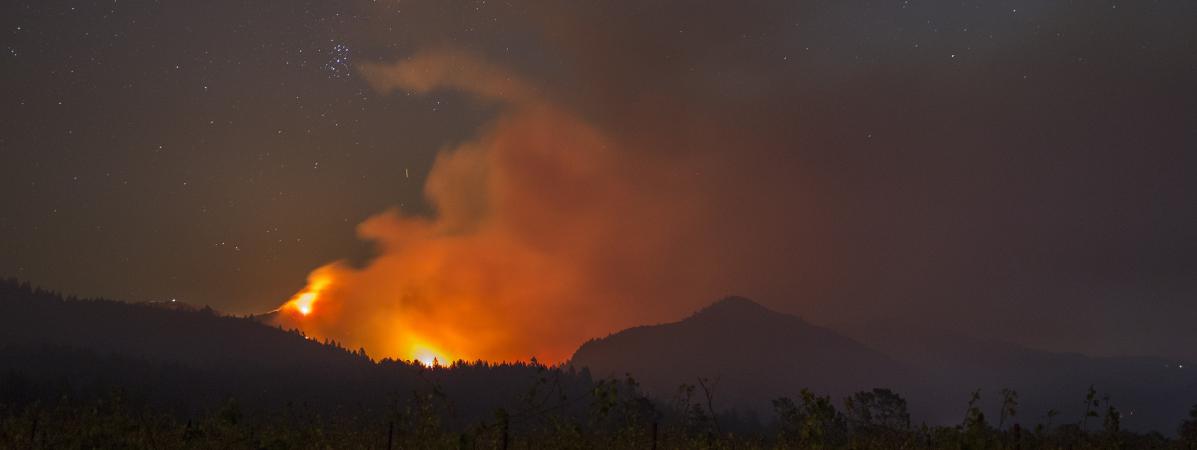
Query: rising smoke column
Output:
[[272, 49, 719, 363]]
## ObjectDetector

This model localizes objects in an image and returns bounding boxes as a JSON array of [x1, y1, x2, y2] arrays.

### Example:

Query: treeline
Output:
[[0, 278, 603, 428], [2, 278, 1197, 448], [3, 368, 1197, 448]]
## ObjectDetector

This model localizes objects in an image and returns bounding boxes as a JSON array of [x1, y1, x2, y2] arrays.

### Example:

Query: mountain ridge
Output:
[[3, 279, 1194, 433], [571, 295, 1197, 432], [572, 296, 908, 413]]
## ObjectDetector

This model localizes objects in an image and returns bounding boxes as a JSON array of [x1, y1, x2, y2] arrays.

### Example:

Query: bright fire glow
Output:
[[413, 346, 444, 367], [283, 275, 331, 317], [294, 292, 316, 315], [267, 49, 726, 365]]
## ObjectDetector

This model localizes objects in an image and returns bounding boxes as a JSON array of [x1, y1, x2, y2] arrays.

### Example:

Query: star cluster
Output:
[[0, 0, 1195, 362]]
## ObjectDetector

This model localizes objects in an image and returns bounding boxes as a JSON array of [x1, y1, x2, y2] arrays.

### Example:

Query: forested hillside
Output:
[[3, 279, 1196, 448]]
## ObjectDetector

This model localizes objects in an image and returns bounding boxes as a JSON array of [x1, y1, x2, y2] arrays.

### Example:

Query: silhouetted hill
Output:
[[571, 296, 1197, 433], [0, 278, 595, 425], [571, 296, 909, 413], [0, 287, 364, 373], [3, 278, 1194, 438]]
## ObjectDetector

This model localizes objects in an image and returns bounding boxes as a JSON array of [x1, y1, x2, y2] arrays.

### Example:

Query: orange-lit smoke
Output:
[[273, 49, 723, 364]]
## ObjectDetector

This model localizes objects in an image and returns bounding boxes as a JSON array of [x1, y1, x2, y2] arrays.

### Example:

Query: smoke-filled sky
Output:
[[2, 1, 1195, 363]]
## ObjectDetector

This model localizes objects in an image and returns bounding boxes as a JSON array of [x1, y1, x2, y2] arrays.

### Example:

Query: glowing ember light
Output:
[[412, 345, 447, 367], [294, 292, 316, 315], [283, 275, 331, 317]]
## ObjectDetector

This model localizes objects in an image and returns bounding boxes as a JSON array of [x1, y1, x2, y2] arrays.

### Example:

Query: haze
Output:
[[2, 0, 1195, 364]]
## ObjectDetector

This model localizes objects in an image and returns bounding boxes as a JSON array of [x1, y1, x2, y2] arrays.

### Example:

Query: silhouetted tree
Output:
[[773, 389, 846, 449], [846, 388, 910, 432], [998, 388, 1019, 430], [1180, 404, 1197, 449], [1081, 385, 1100, 432], [1103, 403, 1122, 448], [961, 389, 991, 447]]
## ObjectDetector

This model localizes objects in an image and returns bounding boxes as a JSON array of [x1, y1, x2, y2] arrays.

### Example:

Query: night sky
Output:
[[2, 1, 1196, 362]]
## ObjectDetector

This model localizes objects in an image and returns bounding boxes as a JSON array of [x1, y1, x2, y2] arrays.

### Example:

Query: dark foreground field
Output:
[[4, 369, 1197, 449]]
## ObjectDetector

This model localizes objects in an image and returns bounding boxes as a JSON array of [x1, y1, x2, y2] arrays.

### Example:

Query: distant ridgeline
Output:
[[1, 278, 1196, 448], [0, 277, 594, 414], [571, 296, 1197, 436]]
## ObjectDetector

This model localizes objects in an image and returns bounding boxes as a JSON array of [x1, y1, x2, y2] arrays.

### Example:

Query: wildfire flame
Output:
[[293, 293, 316, 316], [283, 275, 331, 317], [273, 264, 482, 364], [412, 344, 447, 367], [268, 48, 728, 365]]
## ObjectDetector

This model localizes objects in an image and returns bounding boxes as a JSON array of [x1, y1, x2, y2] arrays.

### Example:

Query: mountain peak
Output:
[[711, 295, 761, 307], [570, 295, 900, 411], [690, 295, 785, 320]]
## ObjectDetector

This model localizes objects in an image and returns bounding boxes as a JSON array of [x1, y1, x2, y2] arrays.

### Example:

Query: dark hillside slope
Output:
[[573, 296, 1197, 433], [0, 278, 373, 371], [0, 278, 595, 422], [571, 297, 909, 412]]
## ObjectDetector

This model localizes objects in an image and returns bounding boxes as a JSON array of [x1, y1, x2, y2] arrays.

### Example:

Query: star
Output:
[[323, 42, 352, 79]]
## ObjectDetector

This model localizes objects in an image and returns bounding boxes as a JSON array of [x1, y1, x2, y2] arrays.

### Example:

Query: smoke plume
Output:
[[273, 49, 728, 363], [267, 0, 1197, 364]]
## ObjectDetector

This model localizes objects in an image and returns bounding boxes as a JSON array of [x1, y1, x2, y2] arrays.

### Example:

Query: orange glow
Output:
[[412, 343, 449, 367], [268, 49, 730, 365], [282, 275, 331, 317], [294, 293, 316, 315]]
